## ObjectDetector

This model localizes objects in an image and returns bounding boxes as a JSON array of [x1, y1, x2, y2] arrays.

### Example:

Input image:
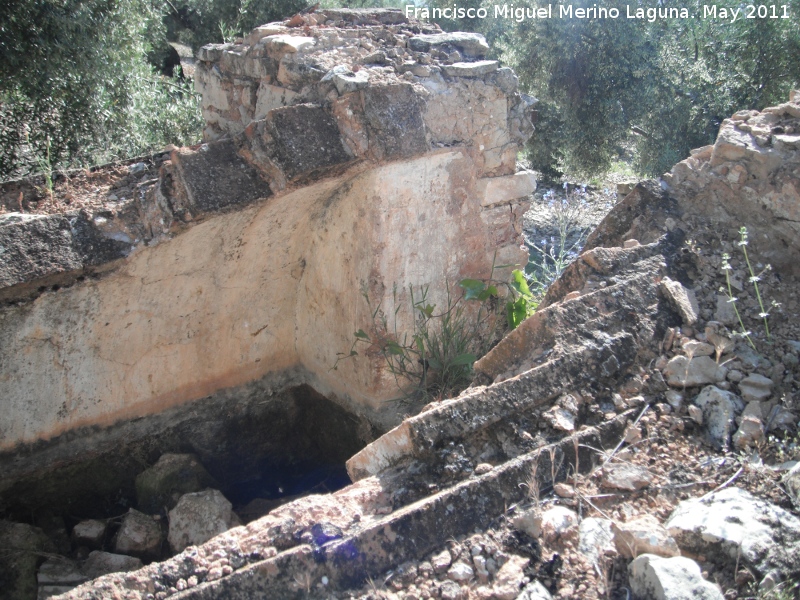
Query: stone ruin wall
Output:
[[0, 10, 535, 462]]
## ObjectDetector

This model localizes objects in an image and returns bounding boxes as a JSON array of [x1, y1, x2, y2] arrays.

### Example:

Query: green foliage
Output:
[[164, 0, 307, 47], [422, 0, 800, 178], [335, 265, 535, 400], [504, 3, 660, 176], [337, 282, 490, 400], [525, 186, 591, 301], [0, 0, 203, 179]]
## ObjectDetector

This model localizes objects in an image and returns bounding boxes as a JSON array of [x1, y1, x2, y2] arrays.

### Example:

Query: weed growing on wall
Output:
[[335, 264, 536, 401]]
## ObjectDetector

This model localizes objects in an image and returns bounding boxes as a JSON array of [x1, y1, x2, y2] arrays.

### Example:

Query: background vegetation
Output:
[[2, 0, 799, 180]]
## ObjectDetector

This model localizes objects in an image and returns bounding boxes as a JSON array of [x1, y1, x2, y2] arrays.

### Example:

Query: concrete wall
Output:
[[0, 11, 535, 455], [0, 151, 527, 450]]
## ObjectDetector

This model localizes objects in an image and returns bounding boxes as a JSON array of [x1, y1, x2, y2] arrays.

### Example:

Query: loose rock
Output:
[[613, 515, 680, 559], [135, 453, 217, 514], [114, 509, 163, 559], [629, 554, 725, 600], [601, 463, 653, 491], [666, 487, 800, 585], [693, 385, 744, 449], [168, 489, 238, 553], [663, 356, 727, 387], [738, 373, 774, 402]]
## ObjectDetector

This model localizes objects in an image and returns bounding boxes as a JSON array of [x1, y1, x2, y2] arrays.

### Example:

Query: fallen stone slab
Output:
[[0, 212, 132, 302], [55, 415, 631, 600], [169, 140, 272, 217], [263, 104, 354, 181]]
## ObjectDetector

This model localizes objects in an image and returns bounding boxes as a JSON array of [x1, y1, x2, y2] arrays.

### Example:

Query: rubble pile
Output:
[[1, 9, 799, 600]]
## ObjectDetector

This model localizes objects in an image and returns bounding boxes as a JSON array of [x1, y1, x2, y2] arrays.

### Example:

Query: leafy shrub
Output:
[[0, 0, 202, 179], [336, 267, 534, 400]]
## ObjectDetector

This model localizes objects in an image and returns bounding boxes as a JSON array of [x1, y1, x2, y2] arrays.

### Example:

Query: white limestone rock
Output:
[[666, 487, 800, 586], [629, 554, 724, 600]]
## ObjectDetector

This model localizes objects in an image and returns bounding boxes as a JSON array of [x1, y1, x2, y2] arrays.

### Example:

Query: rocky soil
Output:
[[1, 11, 800, 600]]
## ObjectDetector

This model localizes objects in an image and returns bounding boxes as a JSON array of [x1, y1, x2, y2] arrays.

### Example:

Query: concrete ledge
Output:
[[477, 171, 536, 207]]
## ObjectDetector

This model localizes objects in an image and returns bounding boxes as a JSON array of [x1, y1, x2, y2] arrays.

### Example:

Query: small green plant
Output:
[[720, 226, 774, 349], [337, 281, 488, 400], [218, 0, 253, 43], [460, 268, 536, 331], [334, 263, 535, 400], [33, 135, 55, 203], [525, 184, 591, 302]]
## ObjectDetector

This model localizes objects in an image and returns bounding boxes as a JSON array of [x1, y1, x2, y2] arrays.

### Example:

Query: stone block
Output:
[[363, 83, 429, 160], [0, 212, 131, 302], [254, 83, 298, 121], [265, 104, 353, 181], [171, 140, 272, 214], [262, 35, 315, 60], [0, 213, 82, 292], [442, 60, 499, 77], [408, 32, 489, 58], [477, 171, 536, 207], [323, 66, 370, 94]]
